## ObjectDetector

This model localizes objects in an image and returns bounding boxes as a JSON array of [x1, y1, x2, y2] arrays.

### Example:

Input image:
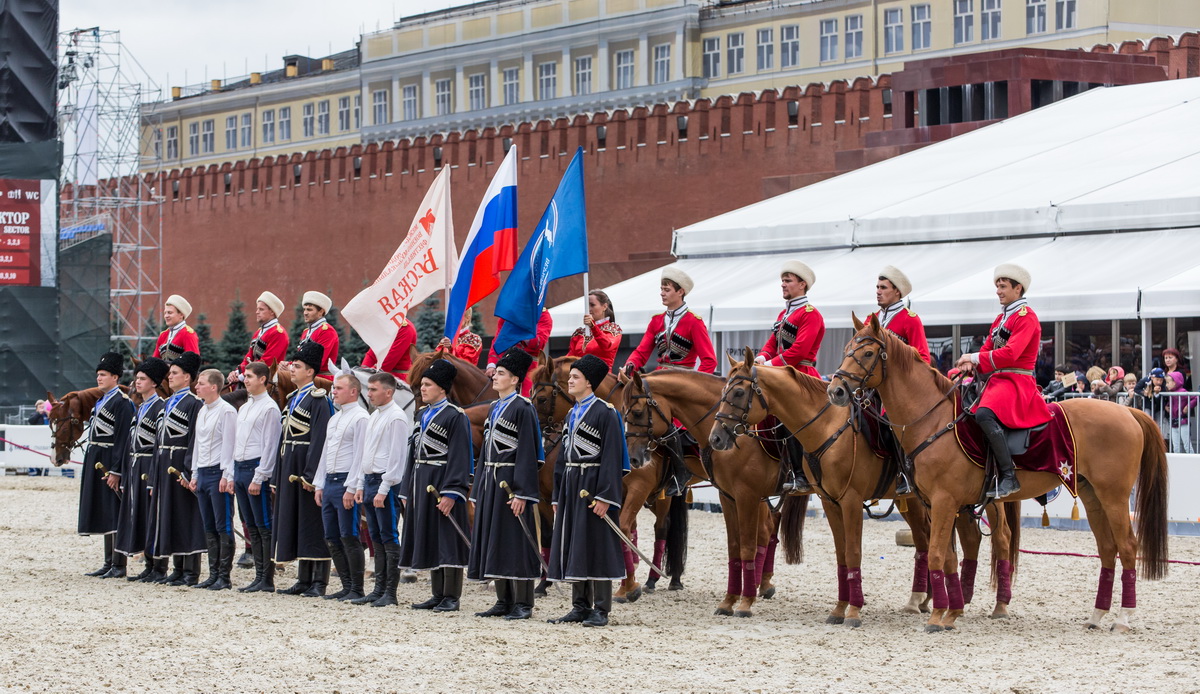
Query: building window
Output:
[[702, 37, 720, 78], [653, 44, 671, 84], [727, 33, 744, 75], [884, 9, 904, 53], [574, 56, 592, 96], [225, 115, 238, 150], [1027, 0, 1047, 34], [402, 85, 418, 120], [1056, 0, 1076, 30], [781, 25, 799, 68], [819, 19, 838, 62], [317, 100, 330, 135], [954, 0, 975, 44], [353, 95, 361, 128], [372, 89, 389, 125], [468, 73, 487, 110], [537, 62, 557, 100], [982, 0, 1002, 40], [503, 67, 519, 105], [261, 110, 275, 144], [302, 103, 315, 137], [756, 28, 774, 71], [166, 125, 178, 159], [279, 107, 291, 140], [435, 79, 452, 115], [615, 50, 634, 90], [188, 122, 199, 156], [338, 96, 351, 131], [911, 5, 932, 50], [152, 128, 162, 159], [241, 113, 252, 148], [845, 15, 864, 59], [201, 119, 214, 154]]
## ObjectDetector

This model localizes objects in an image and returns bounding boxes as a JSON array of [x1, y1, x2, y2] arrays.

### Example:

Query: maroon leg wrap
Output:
[[929, 569, 948, 610], [1095, 566, 1115, 612], [995, 559, 1013, 605], [740, 560, 758, 599], [726, 559, 741, 596], [1121, 568, 1137, 609], [763, 535, 779, 575], [541, 547, 551, 580], [959, 558, 978, 605], [847, 567, 864, 608], [946, 573, 965, 611], [912, 551, 929, 593], [837, 564, 849, 603], [648, 539, 666, 581], [753, 545, 767, 589]]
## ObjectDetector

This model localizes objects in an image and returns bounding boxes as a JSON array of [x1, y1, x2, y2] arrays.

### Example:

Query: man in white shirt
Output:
[[314, 373, 369, 601], [190, 368, 238, 590], [348, 372, 410, 607], [233, 362, 282, 593]]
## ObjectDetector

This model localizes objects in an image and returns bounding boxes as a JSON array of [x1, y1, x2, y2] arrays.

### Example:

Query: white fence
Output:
[[0, 425, 72, 475]]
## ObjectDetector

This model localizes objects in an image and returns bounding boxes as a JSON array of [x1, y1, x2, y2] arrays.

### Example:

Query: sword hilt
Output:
[[141, 473, 148, 481], [289, 475, 300, 483], [499, 480, 515, 499], [426, 484, 441, 502]]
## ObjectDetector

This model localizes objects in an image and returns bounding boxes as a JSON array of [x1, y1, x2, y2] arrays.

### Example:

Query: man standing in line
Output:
[[115, 357, 168, 581], [236, 361, 283, 593], [188, 369, 238, 590], [152, 351, 206, 586], [313, 371, 370, 601], [81, 352, 135, 579]]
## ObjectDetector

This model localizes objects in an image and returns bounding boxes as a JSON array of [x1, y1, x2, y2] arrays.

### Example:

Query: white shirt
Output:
[[350, 400, 410, 495], [192, 397, 238, 482], [235, 391, 282, 484], [314, 401, 369, 490]]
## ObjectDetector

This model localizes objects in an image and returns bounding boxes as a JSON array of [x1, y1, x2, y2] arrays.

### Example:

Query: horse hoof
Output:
[[644, 580, 657, 594], [668, 581, 684, 591], [924, 624, 944, 633], [1112, 623, 1132, 634], [714, 607, 733, 616], [759, 587, 776, 600], [825, 615, 845, 625], [1085, 623, 1101, 630], [734, 610, 752, 618], [625, 586, 642, 604], [844, 618, 862, 629], [613, 596, 628, 604], [989, 613, 1010, 620]]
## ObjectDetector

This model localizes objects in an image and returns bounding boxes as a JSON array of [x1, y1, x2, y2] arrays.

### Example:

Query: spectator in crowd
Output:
[[1141, 368, 1171, 445], [1162, 348, 1191, 390], [27, 400, 50, 476], [1042, 365, 1071, 402], [1164, 371, 1197, 454], [1117, 371, 1142, 408]]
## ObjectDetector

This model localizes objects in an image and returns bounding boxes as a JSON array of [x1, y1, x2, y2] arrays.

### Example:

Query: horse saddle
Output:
[[1005, 422, 1049, 457]]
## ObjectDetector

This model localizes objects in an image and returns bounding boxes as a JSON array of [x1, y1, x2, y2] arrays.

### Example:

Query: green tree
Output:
[[413, 295, 445, 352], [340, 322, 370, 366], [289, 304, 306, 346], [217, 299, 251, 373], [194, 313, 218, 370]]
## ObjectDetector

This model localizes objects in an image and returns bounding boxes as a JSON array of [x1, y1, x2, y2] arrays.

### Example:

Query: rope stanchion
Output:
[[1019, 548, 1200, 566], [0, 435, 83, 465]]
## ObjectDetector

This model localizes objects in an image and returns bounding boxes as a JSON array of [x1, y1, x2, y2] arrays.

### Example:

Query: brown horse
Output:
[[620, 367, 810, 618], [711, 348, 1013, 627], [408, 346, 497, 407], [46, 389, 105, 466], [828, 314, 1169, 632]]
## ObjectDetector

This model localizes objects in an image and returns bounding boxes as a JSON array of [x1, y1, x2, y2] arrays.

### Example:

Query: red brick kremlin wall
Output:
[[99, 34, 1199, 338]]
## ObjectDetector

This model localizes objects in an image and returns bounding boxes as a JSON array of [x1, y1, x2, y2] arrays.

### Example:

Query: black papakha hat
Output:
[[96, 352, 125, 377], [496, 348, 534, 382], [572, 354, 609, 393], [422, 359, 458, 392], [135, 357, 169, 385], [170, 351, 201, 380]]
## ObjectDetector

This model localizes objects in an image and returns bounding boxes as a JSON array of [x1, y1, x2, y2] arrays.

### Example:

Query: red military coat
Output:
[[238, 320, 289, 371], [450, 328, 483, 366], [971, 301, 1052, 429], [487, 311, 552, 367], [297, 318, 340, 379], [362, 320, 417, 382], [758, 299, 824, 378], [155, 323, 200, 361], [869, 303, 931, 364], [628, 307, 717, 374], [568, 318, 622, 368]]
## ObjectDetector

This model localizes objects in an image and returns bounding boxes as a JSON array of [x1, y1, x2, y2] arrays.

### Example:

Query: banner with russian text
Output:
[[342, 167, 455, 360]]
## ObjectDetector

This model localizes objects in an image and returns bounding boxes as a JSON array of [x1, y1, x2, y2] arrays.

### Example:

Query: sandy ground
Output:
[[1, 475, 1198, 693]]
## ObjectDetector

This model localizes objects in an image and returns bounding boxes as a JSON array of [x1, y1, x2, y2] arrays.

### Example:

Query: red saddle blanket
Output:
[[953, 396, 1079, 496], [752, 416, 784, 461]]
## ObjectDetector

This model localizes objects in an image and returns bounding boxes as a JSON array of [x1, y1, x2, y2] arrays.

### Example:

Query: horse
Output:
[[711, 347, 1013, 627], [827, 314, 1169, 633], [408, 346, 496, 407], [46, 389, 106, 466]]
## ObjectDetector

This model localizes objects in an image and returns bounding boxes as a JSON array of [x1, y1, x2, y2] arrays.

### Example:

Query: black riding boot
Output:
[[413, 568, 445, 610], [145, 557, 169, 583], [550, 582, 593, 623], [781, 435, 811, 494], [353, 548, 387, 605], [301, 561, 330, 597], [477, 579, 513, 617], [130, 555, 154, 582], [371, 543, 401, 607], [239, 528, 262, 592], [977, 409, 1021, 499], [87, 535, 115, 577], [434, 568, 462, 612], [340, 536, 366, 601], [194, 533, 220, 589], [255, 528, 276, 592], [324, 540, 351, 600], [664, 438, 690, 497], [102, 549, 127, 579], [160, 556, 184, 585], [280, 560, 313, 595], [583, 580, 611, 627], [207, 533, 234, 590], [181, 554, 201, 586], [504, 580, 535, 620]]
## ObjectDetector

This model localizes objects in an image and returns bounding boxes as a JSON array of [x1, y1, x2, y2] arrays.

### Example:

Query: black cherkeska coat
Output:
[[399, 400, 473, 570]]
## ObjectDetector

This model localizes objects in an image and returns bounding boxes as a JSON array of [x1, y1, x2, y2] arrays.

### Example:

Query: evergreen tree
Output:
[[340, 322, 370, 366], [217, 299, 251, 373], [289, 304, 307, 347], [194, 313, 218, 370], [413, 295, 445, 352]]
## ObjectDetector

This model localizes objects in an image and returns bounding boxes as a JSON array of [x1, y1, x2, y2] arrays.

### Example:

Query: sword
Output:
[[95, 462, 123, 499], [499, 480, 550, 574], [579, 488, 666, 577], [166, 466, 190, 486], [288, 474, 314, 489], [426, 485, 471, 549]]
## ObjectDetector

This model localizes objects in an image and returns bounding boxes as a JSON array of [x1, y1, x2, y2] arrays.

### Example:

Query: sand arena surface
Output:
[[1, 475, 1197, 693]]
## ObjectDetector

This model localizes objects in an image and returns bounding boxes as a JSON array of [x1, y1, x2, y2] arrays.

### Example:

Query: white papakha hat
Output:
[[878, 265, 912, 297], [165, 294, 193, 319], [302, 290, 332, 313], [781, 260, 815, 289], [660, 266, 694, 295], [993, 263, 1031, 292], [257, 291, 284, 318]]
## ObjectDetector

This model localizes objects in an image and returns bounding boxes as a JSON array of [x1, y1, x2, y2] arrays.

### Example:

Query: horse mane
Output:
[[875, 324, 953, 392], [645, 367, 726, 384]]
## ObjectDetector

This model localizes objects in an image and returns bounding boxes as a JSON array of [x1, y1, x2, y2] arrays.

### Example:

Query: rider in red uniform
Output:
[[955, 264, 1052, 499], [621, 266, 716, 496], [485, 310, 552, 396], [228, 291, 290, 383], [568, 290, 622, 369], [362, 318, 418, 382], [295, 291, 340, 380], [437, 309, 484, 366], [155, 295, 200, 362], [755, 261, 822, 492]]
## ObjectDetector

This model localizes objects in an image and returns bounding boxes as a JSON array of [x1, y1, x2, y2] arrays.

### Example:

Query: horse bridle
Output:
[[533, 369, 575, 439], [48, 401, 87, 461], [623, 376, 684, 453], [714, 364, 833, 442], [832, 334, 888, 400]]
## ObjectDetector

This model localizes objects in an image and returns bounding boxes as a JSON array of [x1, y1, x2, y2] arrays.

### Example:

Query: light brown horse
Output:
[[408, 346, 497, 407], [46, 389, 106, 466], [712, 348, 1013, 627], [828, 314, 1169, 633], [619, 367, 810, 618]]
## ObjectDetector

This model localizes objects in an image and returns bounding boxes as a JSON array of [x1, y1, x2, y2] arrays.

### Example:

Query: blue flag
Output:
[[493, 147, 588, 354]]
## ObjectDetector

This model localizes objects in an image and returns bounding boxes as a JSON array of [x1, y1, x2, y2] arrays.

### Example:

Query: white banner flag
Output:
[[342, 167, 456, 359]]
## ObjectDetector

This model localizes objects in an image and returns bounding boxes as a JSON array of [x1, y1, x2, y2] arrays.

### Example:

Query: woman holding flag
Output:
[[568, 290, 622, 368]]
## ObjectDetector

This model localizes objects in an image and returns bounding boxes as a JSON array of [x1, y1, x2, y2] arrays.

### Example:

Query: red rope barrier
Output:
[[0, 435, 82, 465], [1019, 548, 1200, 566]]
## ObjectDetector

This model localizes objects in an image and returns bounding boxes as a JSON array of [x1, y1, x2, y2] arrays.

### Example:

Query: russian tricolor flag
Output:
[[442, 146, 519, 338]]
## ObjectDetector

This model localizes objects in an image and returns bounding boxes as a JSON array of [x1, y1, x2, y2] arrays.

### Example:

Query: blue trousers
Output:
[[234, 459, 272, 529], [320, 472, 359, 541], [195, 466, 233, 534], [363, 473, 400, 545]]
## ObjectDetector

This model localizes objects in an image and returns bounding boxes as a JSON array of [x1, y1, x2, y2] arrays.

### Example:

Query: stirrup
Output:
[[895, 472, 912, 495], [781, 471, 811, 494]]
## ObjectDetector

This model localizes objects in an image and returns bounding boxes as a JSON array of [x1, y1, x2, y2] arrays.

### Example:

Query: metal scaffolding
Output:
[[57, 27, 165, 356]]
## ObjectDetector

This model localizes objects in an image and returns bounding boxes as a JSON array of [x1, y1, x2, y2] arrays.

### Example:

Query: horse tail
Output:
[[780, 493, 809, 564], [664, 493, 688, 581], [1130, 408, 1170, 580], [1005, 500, 1021, 580]]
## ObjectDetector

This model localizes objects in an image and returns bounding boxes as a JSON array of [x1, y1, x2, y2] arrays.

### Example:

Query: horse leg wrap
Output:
[[622, 545, 637, 580], [912, 551, 929, 593], [929, 569, 948, 610], [945, 573, 965, 611], [753, 545, 767, 590], [959, 559, 978, 605], [1094, 567, 1115, 612], [648, 539, 666, 582], [846, 567, 864, 608], [837, 565, 849, 603], [726, 559, 742, 597], [740, 560, 758, 599], [763, 535, 779, 575], [1120, 568, 1137, 609], [995, 559, 1013, 605], [540, 547, 551, 579]]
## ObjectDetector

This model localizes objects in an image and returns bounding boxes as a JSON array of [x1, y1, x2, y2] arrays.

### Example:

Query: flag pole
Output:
[[582, 272, 591, 338], [443, 168, 453, 332]]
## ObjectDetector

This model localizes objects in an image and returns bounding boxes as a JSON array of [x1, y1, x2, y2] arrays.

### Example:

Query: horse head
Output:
[[529, 355, 576, 435], [710, 346, 770, 451], [827, 312, 887, 407], [46, 391, 87, 467], [620, 370, 678, 469]]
